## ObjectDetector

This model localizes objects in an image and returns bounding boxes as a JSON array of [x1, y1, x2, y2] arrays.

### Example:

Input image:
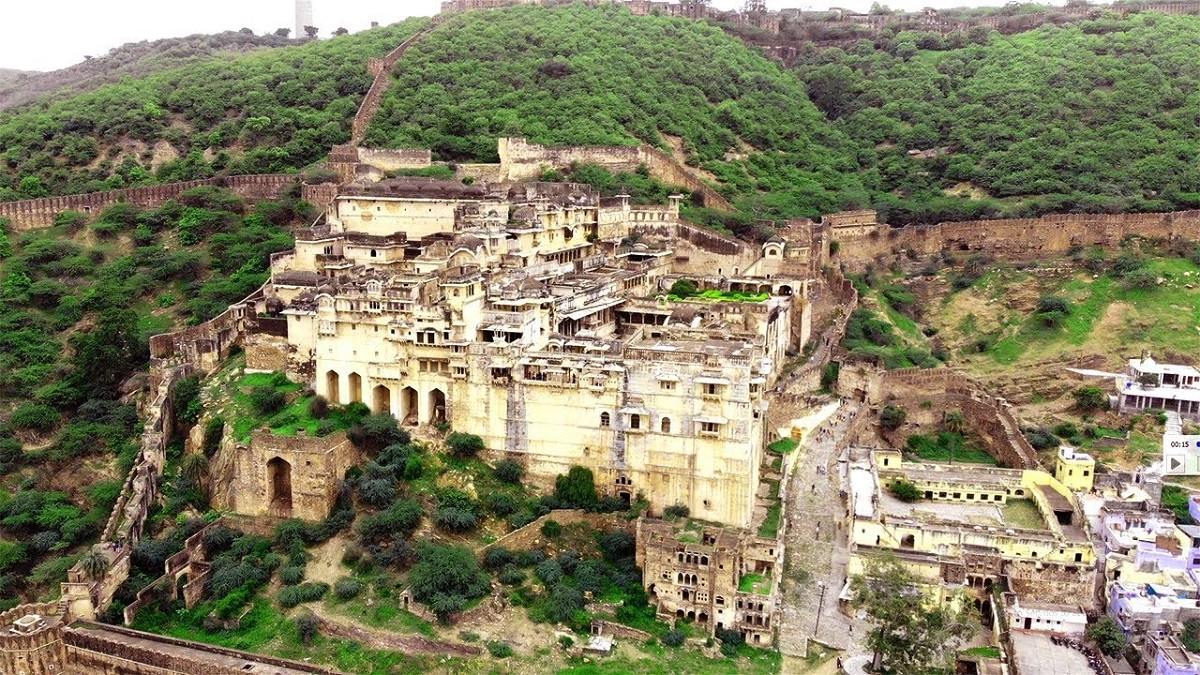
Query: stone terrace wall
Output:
[[0, 174, 295, 231], [63, 623, 338, 674], [60, 363, 192, 621], [834, 210, 1200, 271], [790, 267, 858, 392], [149, 282, 268, 369], [123, 520, 222, 625], [351, 24, 440, 145]]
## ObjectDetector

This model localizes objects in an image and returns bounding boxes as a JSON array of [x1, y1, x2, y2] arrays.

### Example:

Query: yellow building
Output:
[[1054, 446, 1096, 492], [247, 177, 815, 527], [847, 448, 1099, 614]]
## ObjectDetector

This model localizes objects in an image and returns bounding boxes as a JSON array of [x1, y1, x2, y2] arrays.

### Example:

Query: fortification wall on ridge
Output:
[[832, 210, 1200, 270], [0, 175, 295, 231], [351, 25, 440, 145]]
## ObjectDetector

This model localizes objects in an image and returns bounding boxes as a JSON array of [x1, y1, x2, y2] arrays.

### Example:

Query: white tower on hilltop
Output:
[[296, 0, 314, 39]]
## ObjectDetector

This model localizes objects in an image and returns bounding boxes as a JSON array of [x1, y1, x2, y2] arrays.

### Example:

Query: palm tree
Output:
[[80, 549, 110, 581], [943, 410, 967, 435], [178, 449, 210, 497]]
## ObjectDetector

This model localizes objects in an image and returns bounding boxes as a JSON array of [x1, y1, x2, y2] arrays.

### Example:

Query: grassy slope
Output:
[[0, 32, 302, 112], [932, 257, 1200, 374]]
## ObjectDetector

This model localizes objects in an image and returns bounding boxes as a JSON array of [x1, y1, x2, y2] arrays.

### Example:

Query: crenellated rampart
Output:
[[0, 174, 295, 231], [63, 622, 338, 674]]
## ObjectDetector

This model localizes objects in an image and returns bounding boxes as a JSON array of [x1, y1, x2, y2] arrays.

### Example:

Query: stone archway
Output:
[[348, 372, 363, 403], [326, 370, 340, 404], [401, 387, 419, 426], [428, 388, 447, 424], [372, 385, 391, 414], [267, 457, 293, 515]]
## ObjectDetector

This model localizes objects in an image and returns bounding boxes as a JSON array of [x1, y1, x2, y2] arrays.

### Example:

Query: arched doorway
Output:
[[348, 372, 363, 403], [326, 371, 340, 404], [267, 457, 292, 515], [779, 285, 794, 296], [373, 385, 391, 414], [401, 387, 419, 426], [428, 388, 446, 424]]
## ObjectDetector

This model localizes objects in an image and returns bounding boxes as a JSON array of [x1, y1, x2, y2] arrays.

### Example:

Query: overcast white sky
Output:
[[2, 0, 1009, 72]]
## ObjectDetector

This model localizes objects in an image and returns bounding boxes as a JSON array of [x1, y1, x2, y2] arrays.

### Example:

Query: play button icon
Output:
[[1167, 455, 1187, 474]]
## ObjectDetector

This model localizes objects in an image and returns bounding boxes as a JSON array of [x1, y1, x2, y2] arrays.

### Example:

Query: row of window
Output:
[[597, 412, 721, 436]]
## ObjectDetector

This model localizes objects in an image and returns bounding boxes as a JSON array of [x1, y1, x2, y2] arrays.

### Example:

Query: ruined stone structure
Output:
[[636, 519, 781, 646], [454, 137, 734, 211], [215, 431, 360, 521], [0, 174, 295, 231], [242, 175, 813, 527]]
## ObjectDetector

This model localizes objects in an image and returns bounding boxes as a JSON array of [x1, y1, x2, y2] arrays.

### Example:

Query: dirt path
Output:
[[304, 534, 349, 586], [308, 605, 481, 657]]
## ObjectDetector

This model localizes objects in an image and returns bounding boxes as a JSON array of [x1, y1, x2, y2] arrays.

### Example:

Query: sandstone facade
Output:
[[246, 176, 814, 527]]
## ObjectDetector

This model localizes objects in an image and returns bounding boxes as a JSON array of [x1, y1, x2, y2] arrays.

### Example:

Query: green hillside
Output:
[[364, 4, 872, 219], [792, 12, 1200, 222], [0, 31, 304, 112], [0, 19, 430, 201], [6, 5, 1200, 223]]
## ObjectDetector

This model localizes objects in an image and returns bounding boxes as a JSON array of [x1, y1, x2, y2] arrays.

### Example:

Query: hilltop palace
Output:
[[243, 177, 815, 529]]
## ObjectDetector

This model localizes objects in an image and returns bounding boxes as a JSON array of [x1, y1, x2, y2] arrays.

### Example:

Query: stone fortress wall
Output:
[[0, 174, 294, 231], [829, 209, 1200, 272], [351, 22, 442, 145]]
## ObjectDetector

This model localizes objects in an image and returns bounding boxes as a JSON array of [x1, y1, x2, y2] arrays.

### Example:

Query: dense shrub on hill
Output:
[[366, 4, 869, 219], [0, 19, 430, 200], [792, 13, 1200, 219]]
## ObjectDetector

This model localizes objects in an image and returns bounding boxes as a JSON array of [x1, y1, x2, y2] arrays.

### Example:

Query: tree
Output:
[[303, 25, 320, 39], [446, 432, 484, 458], [69, 308, 145, 397], [1072, 386, 1109, 412], [295, 612, 319, 644], [332, 27, 349, 36], [942, 410, 966, 435], [273, 28, 291, 38], [880, 405, 908, 431], [851, 554, 977, 674], [1035, 295, 1071, 327], [80, 549, 111, 581], [408, 543, 490, 624], [668, 278, 698, 298], [889, 480, 921, 502], [179, 453, 210, 498], [1086, 616, 1126, 657], [555, 466, 598, 508]]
